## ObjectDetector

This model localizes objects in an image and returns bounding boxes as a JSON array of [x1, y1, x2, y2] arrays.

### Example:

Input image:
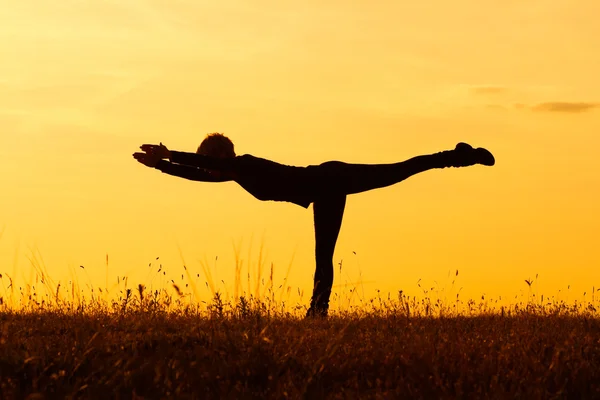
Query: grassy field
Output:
[[1, 290, 600, 399]]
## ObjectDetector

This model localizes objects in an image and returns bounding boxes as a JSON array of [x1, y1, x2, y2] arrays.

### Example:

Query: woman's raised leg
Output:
[[316, 143, 495, 196]]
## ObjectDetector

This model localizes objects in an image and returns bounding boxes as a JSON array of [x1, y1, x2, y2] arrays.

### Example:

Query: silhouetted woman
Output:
[[133, 133, 495, 317]]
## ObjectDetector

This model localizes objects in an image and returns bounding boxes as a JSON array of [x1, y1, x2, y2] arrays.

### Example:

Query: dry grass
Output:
[[1, 250, 599, 398], [1, 290, 600, 399]]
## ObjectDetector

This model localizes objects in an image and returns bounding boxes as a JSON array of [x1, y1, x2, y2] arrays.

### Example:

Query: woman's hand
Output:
[[133, 151, 162, 168], [140, 142, 171, 160]]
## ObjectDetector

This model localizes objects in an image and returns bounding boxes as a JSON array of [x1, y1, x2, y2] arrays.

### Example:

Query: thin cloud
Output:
[[485, 104, 507, 111], [531, 102, 598, 113], [470, 86, 506, 95]]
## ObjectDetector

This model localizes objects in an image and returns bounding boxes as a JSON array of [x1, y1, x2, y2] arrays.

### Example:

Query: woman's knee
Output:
[[315, 253, 333, 262]]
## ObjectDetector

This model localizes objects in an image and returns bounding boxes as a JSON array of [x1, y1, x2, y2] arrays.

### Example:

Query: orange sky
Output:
[[1, 0, 600, 309]]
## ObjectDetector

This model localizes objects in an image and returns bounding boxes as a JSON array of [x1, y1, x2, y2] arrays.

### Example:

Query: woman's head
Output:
[[197, 133, 236, 158]]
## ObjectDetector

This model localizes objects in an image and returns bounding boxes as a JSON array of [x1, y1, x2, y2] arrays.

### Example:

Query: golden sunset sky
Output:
[[1, 0, 599, 308]]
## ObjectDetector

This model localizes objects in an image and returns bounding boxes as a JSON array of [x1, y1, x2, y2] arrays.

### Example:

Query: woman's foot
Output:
[[306, 305, 329, 318], [450, 142, 495, 167]]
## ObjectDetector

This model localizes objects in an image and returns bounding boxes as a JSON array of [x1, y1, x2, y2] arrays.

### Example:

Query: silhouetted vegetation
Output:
[[1, 286, 600, 399]]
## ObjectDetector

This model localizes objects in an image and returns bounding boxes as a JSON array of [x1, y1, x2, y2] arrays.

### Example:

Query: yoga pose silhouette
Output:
[[133, 133, 495, 317]]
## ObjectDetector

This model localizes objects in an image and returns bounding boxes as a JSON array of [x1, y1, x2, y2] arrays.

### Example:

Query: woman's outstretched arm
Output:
[[134, 152, 232, 182], [169, 151, 236, 171], [155, 160, 232, 182], [140, 144, 236, 171]]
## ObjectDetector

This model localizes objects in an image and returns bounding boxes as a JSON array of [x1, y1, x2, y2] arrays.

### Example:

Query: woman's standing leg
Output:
[[306, 194, 347, 318]]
